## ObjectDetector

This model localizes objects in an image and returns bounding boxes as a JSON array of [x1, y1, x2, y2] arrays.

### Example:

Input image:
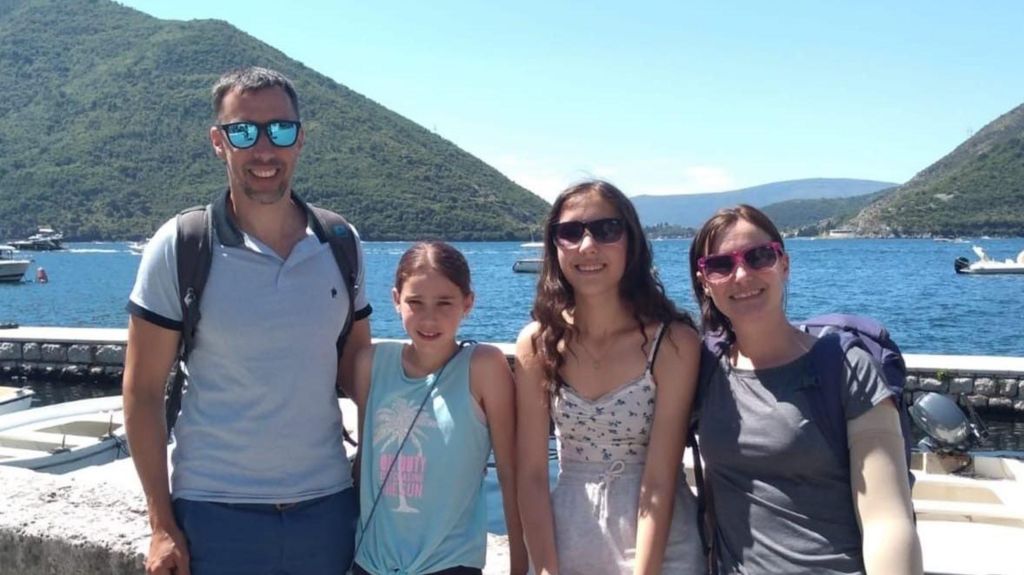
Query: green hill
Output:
[[851, 103, 1024, 237], [761, 189, 892, 235], [0, 0, 550, 241]]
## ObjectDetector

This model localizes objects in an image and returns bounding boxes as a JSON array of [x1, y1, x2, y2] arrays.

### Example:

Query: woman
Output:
[[688, 204, 921, 574], [516, 180, 705, 575]]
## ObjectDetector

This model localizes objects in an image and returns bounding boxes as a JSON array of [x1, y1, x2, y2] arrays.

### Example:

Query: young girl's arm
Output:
[[515, 323, 560, 575], [849, 401, 923, 575], [634, 322, 700, 575], [471, 344, 528, 575]]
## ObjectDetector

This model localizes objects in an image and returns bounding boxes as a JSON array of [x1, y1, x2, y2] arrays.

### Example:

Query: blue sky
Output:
[[120, 1, 1024, 202]]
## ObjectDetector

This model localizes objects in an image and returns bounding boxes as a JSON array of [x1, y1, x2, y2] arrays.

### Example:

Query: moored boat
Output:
[[513, 241, 544, 273], [954, 245, 1024, 275], [0, 395, 128, 474], [9, 226, 64, 251], [0, 245, 31, 282], [0, 386, 35, 415], [128, 238, 149, 255]]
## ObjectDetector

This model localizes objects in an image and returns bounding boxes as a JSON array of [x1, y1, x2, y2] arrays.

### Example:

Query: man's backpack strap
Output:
[[806, 332, 855, 466], [166, 204, 213, 436], [306, 204, 360, 360]]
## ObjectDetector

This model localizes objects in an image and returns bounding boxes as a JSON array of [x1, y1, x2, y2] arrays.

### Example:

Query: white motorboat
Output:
[[955, 245, 1024, 275], [0, 395, 128, 474], [913, 451, 1024, 575], [0, 244, 31, 282], [0, 386, 35, 415], [9, 226, 64, 251], [513, 241, 544, 273]]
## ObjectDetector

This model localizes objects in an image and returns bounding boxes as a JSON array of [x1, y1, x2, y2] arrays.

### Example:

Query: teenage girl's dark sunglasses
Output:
[[218, 120, 302, 149], [697, 241, 783, 282], [551, 218, 625, 248]]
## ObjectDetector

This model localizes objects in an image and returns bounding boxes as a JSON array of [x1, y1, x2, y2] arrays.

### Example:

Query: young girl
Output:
[[688, 205, 921, 574], [353, 241, 527, 575], [516, 180, 705, 575]]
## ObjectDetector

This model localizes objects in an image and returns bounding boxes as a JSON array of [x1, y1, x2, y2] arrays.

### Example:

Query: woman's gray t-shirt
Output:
[[697, 340, 892, 574]]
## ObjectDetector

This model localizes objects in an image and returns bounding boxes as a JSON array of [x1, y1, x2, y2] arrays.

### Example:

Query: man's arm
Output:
[[123, 315, 190, 575], [338, 317, 371, 399]]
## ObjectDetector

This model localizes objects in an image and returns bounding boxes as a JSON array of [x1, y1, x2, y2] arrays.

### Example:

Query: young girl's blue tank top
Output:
[[355, 341, 491, 574]]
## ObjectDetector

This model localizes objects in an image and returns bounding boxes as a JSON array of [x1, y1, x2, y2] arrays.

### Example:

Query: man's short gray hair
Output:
[[211, 66, 300, 119]]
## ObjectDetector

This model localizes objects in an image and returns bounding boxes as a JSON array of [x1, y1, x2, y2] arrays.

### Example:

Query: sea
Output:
[[2, 238, 1023, 534]]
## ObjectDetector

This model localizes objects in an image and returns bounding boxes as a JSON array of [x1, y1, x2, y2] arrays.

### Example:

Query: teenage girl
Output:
[[352, 241, 527, 575], [688, 204, 921, 574], [516, 180, 705, 575]]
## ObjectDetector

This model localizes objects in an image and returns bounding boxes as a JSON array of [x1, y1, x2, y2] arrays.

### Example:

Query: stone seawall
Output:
[[3, 326, 1024, 414]]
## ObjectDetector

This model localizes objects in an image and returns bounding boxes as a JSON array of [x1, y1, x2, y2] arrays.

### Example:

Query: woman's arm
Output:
[[634, 322, 701, 575], [471, 345, 528, 575], [848, 400, 923, 575], [515, 323, 560, 575]]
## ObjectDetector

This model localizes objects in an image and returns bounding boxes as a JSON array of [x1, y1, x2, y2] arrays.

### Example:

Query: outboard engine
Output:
[[954, 256, 971, 274], [910, 392, 988, 453]]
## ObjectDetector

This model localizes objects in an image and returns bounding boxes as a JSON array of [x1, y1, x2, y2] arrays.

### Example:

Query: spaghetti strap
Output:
[[645, 322, 668, 373]]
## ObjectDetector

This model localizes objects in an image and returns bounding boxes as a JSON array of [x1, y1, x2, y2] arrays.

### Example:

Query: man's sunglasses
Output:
[[697, 242, 783, 282], [218, 120, 302, 149], [551, 218, 625, 248]]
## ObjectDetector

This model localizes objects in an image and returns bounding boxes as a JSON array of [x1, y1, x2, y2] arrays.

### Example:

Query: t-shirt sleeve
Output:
[[126, 217, 183, 331], [350, 224, 372, 320], [841, 346, 894, 421]]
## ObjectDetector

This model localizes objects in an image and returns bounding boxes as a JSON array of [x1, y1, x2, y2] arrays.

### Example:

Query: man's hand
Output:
[[146, 525, 191, 575]]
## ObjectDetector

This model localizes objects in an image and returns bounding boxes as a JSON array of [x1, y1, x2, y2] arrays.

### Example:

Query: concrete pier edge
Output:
[[2, 326, 1023, 574]]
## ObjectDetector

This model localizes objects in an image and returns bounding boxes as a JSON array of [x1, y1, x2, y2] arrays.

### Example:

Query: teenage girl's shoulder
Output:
[[469, 343, 513, 376], [660, 319, 700, 355]]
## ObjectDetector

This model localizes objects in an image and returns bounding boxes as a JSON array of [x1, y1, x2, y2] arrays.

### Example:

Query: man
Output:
[[124, 67, 372, 575]]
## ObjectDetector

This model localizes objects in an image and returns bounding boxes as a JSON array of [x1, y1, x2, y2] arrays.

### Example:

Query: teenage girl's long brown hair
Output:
[[530, 180, 694, 388]]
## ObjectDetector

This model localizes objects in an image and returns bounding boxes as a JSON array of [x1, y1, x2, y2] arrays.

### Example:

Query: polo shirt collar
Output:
[[211, 189, 315, 248]]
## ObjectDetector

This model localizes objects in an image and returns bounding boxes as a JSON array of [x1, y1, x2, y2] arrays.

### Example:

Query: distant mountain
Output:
[[851, 103, 1024, 237], [761, 189, 893, 234], [0, 0, 550, 241], [631, 178, 898, 228]]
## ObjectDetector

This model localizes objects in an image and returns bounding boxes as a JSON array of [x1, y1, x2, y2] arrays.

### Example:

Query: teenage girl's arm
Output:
[[471, 345, 528, 575], [123, 316, 191, 575], [634, 322, 701, 575], [848, 400, 923, 575], [352, 344, 376, 486], [515, 323, 560, 575]]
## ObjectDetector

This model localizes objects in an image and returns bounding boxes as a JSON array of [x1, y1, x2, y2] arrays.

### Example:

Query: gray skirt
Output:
[[551, 459, 706, 575]]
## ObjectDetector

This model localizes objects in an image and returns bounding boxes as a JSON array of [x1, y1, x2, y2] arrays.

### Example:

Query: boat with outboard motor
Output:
[[0, 245, 31, 282], [954, 245, 1024, 275], [0, 386, 35, 415], [907, 392, 1024, 575], [9, 226, 64, 251], [0, 395, 128, 474]]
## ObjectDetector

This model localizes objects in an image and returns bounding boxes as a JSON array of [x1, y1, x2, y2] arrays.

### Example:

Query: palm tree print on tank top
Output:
[[374, 397, 439, 513]]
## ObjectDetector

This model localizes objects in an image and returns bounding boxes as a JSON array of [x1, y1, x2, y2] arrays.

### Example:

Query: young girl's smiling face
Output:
[[393, 267, 474, 347]]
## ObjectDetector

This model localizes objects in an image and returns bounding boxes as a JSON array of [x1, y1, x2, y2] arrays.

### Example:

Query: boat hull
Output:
[[512, 258, 542, 273], [0, 396, 129, 474], [0, 387, 35, 415], [0, 260, 31, 282]]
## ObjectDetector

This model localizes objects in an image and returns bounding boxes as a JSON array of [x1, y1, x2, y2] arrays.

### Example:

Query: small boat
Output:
[[513, 241, 544, 273], [0, 395, 128, 474], [913, 451, 1024, 575], [954, 245, 1024, 275], [9, 226, 64, 251], [825, 228, 857, 238], [0, 386, 35, 415], [0, 244, 31, 282]]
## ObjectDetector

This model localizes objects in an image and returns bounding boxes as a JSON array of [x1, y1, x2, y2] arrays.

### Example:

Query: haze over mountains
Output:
[[0, 0, 549, 241], [632, 178, 897, 229]]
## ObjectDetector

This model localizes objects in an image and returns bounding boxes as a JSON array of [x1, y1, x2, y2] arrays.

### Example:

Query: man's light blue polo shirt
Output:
[[128, 193, 371, 503]]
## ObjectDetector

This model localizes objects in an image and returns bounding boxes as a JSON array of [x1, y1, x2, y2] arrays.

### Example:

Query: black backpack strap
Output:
[[306, 203, 360, 359], [166, 204, 213, 437]]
